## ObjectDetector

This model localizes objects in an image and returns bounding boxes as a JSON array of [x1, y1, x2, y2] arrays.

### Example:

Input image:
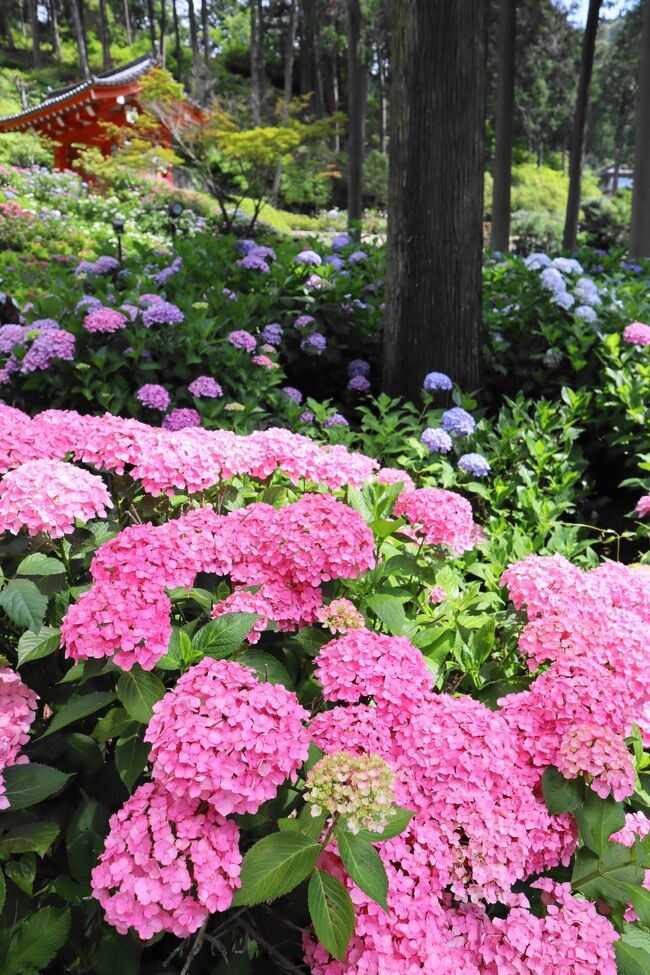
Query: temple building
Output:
[[0, 55, 160, 172]]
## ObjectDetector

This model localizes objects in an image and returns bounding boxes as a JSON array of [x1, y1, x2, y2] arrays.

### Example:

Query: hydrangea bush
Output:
[[0, 403, 649, 974]]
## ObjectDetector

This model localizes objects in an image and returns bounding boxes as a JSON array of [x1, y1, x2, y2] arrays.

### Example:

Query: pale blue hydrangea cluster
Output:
[[441, 407, 475, 436], [458, 453, 490, 477], [421, 428, 453, 453], [423, 371, 453, 392]]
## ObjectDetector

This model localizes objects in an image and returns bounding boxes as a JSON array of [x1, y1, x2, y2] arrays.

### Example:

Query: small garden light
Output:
[[112, 217, 125, 263], [168, 200, 184, 241]]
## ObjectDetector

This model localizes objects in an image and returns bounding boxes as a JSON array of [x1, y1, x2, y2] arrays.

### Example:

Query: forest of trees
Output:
[[0, 0, 649, 391]]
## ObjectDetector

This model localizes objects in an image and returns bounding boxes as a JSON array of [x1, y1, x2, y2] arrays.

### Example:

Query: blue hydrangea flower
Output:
[[348, 359, 370, 378], [325, 254, 345, 271], [282, 386, 303, 404], [295, 250, 322, 267], [323, 412, 348, 427], [261, 323, 283, 345], [301, 333, 326, 355], [441, 407, 475, 436], [553, 290, 575, 310], [348, 375, 370, 393], [574, 305, 597, 323], [238, 253, 270, 272], [423, 371, 453, 392], [552, 257, 583, 275], [295, 315, 316, 330], [348, 251, 368, 264], [299, 410, 314, 424], [421, 428, 453, 453], [332, 232, 352, 251], [523, 253, 551, 270], [458, 453, 490, 477]]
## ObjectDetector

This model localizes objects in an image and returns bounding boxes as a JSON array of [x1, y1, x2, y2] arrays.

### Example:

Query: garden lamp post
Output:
[[112, 217, 125, 264], [168, 201, 184, 242]]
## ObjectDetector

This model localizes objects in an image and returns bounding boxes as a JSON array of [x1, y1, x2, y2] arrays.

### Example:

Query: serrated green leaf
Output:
[[2, 763, 72, 811], [352, 807, 414, 842], [615, 928, 650, 975], [366, 594, 406, 636], [66, 796, 110, 886], [298, 804, 328, 841], [542, 766, 585, 815], [16, 626, 61, 666], [0, 822, 60, 858], [308, 869, 355, 961], [238, 649, 293, 687], [40, 690, 116, 738], [232, 832, 320, 906], [192, 613, 259, 659], [0, 578, 48, 632], [16, 554, 66, 577], [115, 733, 150, 793], [574, 789, 626, 856], [92, 707, 137, 742], [0, 906, 70, 975], [116, 667, 166, 723], [335, 827, 388, 911], [5, 856, 35, 897]]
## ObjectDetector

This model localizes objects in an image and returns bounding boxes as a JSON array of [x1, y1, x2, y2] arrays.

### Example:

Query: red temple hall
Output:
[[0, 55, 158, 171]]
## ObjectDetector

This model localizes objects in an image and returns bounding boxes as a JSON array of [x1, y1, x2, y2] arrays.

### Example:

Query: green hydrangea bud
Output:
[[305, 751, 395, 835]]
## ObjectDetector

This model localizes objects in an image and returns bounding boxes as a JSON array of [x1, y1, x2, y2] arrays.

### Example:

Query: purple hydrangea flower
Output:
[[140, 293, 162, 305], [250, 244, 276, 262], [348, 375, 370, 393], [282, 386, 303, 405], [295, 315, 316, 330], [348, 358, 370, 378], [237, 239, 257, 254], [423, 371, 453, 392], [306, 274, 325, 289], [228, 330, 256, 352], [155, 258, 182, 285], [238, 253, 270, 273], [136, 384, 171, 411], [75, 260, 97, 276], [0, 324, 29, 354], [188, 376, 223, 398], [299, 410, 314, 424], [323, 412, 348, 428], [162, 407, 202, 431], [324, 254, 345, 271], [75, 294, 102, 314], [301, 332, 326, 355], [332, 232, 352, 251], [458, 453, 490, 477], [142, 300, 184, 327], [261, 323, 283, 346], [120, 304, 139, 322], [441, 407, 475, 436], [31, 318, 60, 331], [421, 428, 453, 453], [223, 287, 238, 302], [20, 329, 75, 372], [295, 250, 322, 267], [94, 255, 121, 275], [348, 250, 368, 264]]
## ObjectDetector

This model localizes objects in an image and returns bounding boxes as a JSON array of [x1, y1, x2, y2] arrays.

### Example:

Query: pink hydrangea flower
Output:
[[83, 307, 127, 334], [394, 487, 478, 553], [146, 658, 310, 815], [0, 667, 38, 810], [557, 722, 635, 801], [429, 585, 447, 604], [315, 598, 365, 634], [623, 321, 650, 345], [635, 494, 650, 518], [0, 459, 112, 537], [91, 782, 241, 939]]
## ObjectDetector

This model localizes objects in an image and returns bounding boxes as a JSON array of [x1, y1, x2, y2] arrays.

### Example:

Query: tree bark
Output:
[[490, 0, 516, 251], [123, 0, 133, 46], [188, 0, 201, 97], [630, 0, 650, 257], [272, 0, 298, 200], [159, 0, 167, 66], [146, 0, 158, 56], [378, 47, 387, 154], [0, 4, 14, 48], [250, 0, 265, 124], [347, 0, 367, 235], [201, 0, 212, 101], [29, 0, 41, 68], [49, 0, 61, 58], [383, 0, 487, 400], [68, 0, 90, 79], [172, 0, 182, 80], [99, 0, 111, 70], [563, 0, 602, 251]]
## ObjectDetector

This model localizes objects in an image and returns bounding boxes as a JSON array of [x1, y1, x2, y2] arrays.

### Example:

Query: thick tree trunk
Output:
[[29, 0, 41, 68], [563, 0, 602, 250], [250, 0, 265, 124], [146, 0, 158, 57], [630, 0, 650, 257], [99, 0, 111, 70], [612, 102, 626, 193], [49, 0, 61, 58], [172, 0, 182, 80], [201, 0, 212, 101], [383, 0, 487, 400], [188, 0, 201, 97], [490, 0, 516, 251], [347, 0, 367, 234], [159, 0, 167, 66], [123, 0, 133, 46], [378, 48, 387, 154], [0, 4, 14, 48], [272, 0, 298, 200], [68, 0, 90, 78]]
